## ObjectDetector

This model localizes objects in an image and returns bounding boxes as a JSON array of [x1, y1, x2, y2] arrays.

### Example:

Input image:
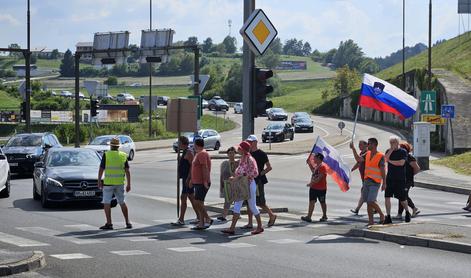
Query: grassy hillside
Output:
[[0, 90, 20, 110], [432, 152, 471, 176], [272, 79, 331, 112], [378, 32, 471, 80]]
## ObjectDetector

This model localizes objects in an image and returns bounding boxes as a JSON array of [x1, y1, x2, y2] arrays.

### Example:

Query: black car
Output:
[[33, 148, 103, 208], [291, 112, 310, 125], [2, 133, 62, 175], [157, 96, 169, 105], [268, 108, 288, 121], [207, 96, 229, 111], [262, 122, 294, 143], [293, 118, 314, 133]]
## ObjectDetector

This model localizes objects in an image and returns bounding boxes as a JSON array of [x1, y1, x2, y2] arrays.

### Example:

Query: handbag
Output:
[[225, 176, 250, 203]]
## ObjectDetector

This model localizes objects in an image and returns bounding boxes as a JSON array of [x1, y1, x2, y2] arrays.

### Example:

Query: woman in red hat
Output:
[[222, 141, 264, 235]]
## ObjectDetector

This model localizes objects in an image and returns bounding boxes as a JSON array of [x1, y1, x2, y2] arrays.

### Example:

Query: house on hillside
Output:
[[31, 47, 63, 59]]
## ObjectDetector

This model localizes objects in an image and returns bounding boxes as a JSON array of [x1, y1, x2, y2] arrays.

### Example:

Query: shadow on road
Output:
[[13, 198, 103, 212]]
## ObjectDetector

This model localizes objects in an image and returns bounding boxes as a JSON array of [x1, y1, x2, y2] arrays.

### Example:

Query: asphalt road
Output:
[[1, 114, 470, 278]]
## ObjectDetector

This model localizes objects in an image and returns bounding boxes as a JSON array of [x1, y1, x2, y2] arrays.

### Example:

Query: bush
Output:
[[104, 76, 118, 86]]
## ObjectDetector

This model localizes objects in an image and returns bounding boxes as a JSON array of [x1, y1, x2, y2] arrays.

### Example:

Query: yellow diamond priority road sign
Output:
[[240, 9, 278, 55]]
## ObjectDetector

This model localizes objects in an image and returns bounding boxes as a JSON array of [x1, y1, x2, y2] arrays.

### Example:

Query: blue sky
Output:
[[0, 0, 464, 57]]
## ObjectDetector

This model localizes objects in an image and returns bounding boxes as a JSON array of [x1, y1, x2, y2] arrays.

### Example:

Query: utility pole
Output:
[[194, 46, 200, 129], [74, 54, 80, 148], [25, 0, 31, 132], [402, 0, 406, 90], [428, 0, 432, 90], [242, 0, 255, 140], [148, 0, 153, 137]]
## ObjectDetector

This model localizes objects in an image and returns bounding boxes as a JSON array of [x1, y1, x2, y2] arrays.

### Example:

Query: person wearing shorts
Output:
[[301, 153, 328, 223], [190, 138, 212, 230], [97, 137, 132, 230]]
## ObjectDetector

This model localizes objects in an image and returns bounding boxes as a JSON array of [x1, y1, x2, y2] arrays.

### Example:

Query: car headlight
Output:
[[47, 178, 63, 187]]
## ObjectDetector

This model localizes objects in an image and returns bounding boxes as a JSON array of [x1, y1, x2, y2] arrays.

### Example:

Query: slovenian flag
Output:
[[309, 137, 350, 192], [360, 74, 418, 119]]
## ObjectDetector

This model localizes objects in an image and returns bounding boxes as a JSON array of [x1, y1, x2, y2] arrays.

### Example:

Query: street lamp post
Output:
[[148, 0, 153, 138], [428, 0, 432, 90], [402, 0, 406, 90], [25, 0, 31, 132]]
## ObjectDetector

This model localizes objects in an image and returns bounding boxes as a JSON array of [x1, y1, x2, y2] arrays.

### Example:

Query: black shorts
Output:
[[180, 178, 194, 195], [193, 183, 210, 202], [385, 179, 408, 201], [309, 188, 326, 203], [256, 182, 266, 206]]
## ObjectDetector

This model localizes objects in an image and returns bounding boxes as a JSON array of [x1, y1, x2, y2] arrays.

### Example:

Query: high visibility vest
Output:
[[364, 151, 384, 183], [104, 151, 127, 186]]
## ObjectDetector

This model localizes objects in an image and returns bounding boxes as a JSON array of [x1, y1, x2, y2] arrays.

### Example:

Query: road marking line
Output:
[[50, 253, 93, 260], [167, 247, 205, 252], [0, 232, 50, 247], [16, 227, 105, 245], [445, 202, 463, 205], [125, 236, 158, 242], [63, 224, 96, 231], [219, 243, 256, 248], [110, 250, 150, 256], [130, 193, 176, 205], [268, 239, 303, 244], [266, 226, 293, 232], [314, 235, 345, 240]]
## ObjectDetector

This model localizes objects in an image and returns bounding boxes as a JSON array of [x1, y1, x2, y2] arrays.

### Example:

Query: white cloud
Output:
[[0, 14, 20, 26]]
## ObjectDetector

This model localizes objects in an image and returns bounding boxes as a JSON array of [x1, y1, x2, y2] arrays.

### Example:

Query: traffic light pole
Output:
[[74, 54, 81, 148], [242, 0, 255, 140]]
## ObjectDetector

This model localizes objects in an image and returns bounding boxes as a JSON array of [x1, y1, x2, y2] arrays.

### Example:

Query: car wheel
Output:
[[128, 150, 135, 161], [214, 141, 221, 151], [33, 182, 40, 200], [0, 173, 10, 198], [40, 186, 51, 208]]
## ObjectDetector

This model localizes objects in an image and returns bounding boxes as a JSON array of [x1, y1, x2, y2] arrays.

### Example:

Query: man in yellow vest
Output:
[[350, 137, 385, 226], [97, 137, 132, 230]]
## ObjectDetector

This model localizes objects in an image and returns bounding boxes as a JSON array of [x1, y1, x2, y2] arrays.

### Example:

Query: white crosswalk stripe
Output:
[[0, 231, 49, 247], [16, 227, 105, 245], [50, 253, 93, 260], [219, 243, 256, 248], [167, 247, 205, 252], [268, 239, 303, 244], [110, 250, 151, 256]]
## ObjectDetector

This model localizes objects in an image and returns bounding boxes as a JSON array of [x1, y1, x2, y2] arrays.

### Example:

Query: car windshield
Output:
[[215, 99, 226, 104], [90, 136, 113, 145], [295, 118, 311, 123], [272, 108, 283, 113], [6, 135, 42, 147], [295, 112, 309, 117], [266, 123, 284, 130], [47, 150, 100, 167], [182, 131, 203, 139]]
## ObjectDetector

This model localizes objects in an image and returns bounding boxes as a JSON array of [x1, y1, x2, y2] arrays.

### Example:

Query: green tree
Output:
[[184, 36, 199, 51], [222, 36, 237, 54], [257, 49, 280, 69], [269, 38, 283, 54], [302, 42, 312, 56], [332, 66, 361, 97], [358, 58, 380, 74], [311, 49, 323, 62], [30, 54, 37, 64], [202, 37, 214, 53], [59, 49, 75, 77], [50, 49, 60, 60], [223, 63, 242, 101], [324, 48, 337, 64], [104, 76, 118, 86], [332, 39, 364, 69], [215, 43, 226, 55]]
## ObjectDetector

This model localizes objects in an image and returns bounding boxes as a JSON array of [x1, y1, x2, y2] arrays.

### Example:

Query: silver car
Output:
[[0, 148, 10, 198], [233, 102, 243, 114], [85, 135, 136, 161], [173, 129, 221, 152]]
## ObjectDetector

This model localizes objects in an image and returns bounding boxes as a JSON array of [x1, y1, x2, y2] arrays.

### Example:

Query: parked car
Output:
[[233, 102, 243, 114], [172, 129, 221, 152], [262, 122, 294, 143], [157, 96, 169, 106], [84, 135, 136, 161], [32, 148, 104, 208], [291, 112, 311, 125], [116, 93, 135, 102], [0, 148, 11, 198], [129, 82, 143, 87], [202, 99, 209, 109], [293, 117, 314, 133], [51, 91, 57, 97], [268, 108, 288, 121], [60, 91, 73, 98], [98, 94, 115, 101], [2, 133, 62, 175], [207, 96, 229, 111], [78, 92, 86, 99]]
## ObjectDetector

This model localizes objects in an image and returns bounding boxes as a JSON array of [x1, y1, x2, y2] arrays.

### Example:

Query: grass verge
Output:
[[432, 152, 471, 176], [273, 79, 331, 112]]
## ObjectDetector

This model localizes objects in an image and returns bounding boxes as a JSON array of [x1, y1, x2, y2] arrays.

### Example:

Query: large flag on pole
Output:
[[360, 74, 418, 119], [309, 137, 350, 192]]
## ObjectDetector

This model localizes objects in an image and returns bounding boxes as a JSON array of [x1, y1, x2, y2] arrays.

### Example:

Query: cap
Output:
[[110, 137, 120, 147], [246, 134, 258, 142], [238, 141, 251, 153]]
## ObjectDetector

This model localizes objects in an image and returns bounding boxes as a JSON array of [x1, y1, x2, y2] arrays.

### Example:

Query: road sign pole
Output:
[[194, 46, 200, 130], [74, 54, 81, 148], [242, 0, 255, 140]]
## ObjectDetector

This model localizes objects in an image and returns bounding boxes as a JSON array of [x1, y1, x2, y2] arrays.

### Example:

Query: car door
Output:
[[201, 131, 211, 149], [119, 136, 130, 155], [284, 124, 291, 139], [0, 149, 7, 187], [33, 151, 47, 193]]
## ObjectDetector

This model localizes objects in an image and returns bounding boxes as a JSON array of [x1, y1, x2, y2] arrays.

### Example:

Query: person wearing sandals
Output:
[[172, 136, 197, 226], [222, 141, 264, 235], [245, 135, 277, 229], [218, 147, 239, 222], [191, 138, 213, 230], [301, 153, 328, 223], [97, 137, 132, 230], [394, 141, 421, 220], [463, 194, 471, 212]]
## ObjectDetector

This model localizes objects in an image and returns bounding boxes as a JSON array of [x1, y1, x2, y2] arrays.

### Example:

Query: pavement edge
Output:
[[348, 228, 471, 255], [0, 251, 46, 277]]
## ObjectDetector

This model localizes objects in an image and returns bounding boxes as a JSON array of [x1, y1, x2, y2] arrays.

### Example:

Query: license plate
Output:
[[9, 163, 18, 167], [74, 191, 96, 197], [302, 128, 308, 130]]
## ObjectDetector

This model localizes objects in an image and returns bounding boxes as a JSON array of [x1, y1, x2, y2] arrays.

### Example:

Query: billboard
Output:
[[140, 29, 175, 63], [275, 61, 307, 70], [458, 0, 471, 14], [92, 31, 130, 65]]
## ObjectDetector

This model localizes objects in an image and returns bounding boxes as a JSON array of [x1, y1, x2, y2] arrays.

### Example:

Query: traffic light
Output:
[[253, 68, 274, 117], [20, 102, 26, 121], [90, 99, 99, 117]]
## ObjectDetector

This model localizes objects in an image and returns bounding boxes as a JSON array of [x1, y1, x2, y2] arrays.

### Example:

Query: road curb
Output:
[[414, 181, 471, 195], [348, 228, 471, 254], [0, 251, 46, 277]]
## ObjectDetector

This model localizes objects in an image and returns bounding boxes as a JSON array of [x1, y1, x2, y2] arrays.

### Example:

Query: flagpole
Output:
[[351, 104, 360, 144], [307, 135, 320, 163]]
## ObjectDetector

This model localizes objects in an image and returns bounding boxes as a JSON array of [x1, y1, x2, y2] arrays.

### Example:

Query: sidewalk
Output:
[[0, 250, 45, 276], [415, 163, 471, 195]]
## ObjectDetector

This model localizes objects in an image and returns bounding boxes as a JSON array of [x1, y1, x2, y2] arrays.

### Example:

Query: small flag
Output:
[[309, 137, 350, 192], [360, 74, 418, 119]]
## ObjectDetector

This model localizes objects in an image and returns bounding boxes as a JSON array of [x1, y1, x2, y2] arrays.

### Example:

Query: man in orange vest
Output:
[[350, 137, 386, 226]]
